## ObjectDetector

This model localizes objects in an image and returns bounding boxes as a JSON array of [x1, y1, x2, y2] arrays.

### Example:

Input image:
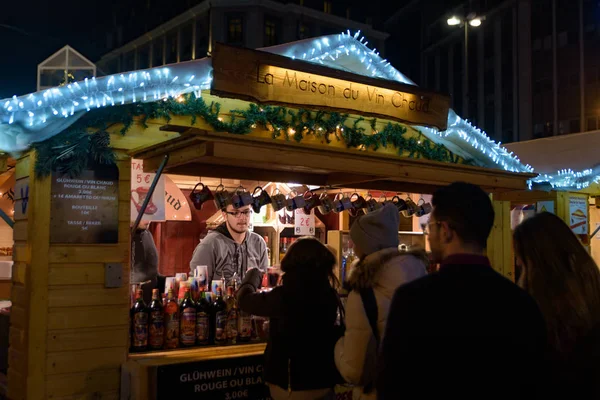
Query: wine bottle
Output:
[[148, 289, 165, 350], [196, 290, 210, 345], [179, 287, 197, 347], [213, 288, 228, 345], [130, 289, 148, 352], [226, 286, 239, 344], [163, 288, 180, 349]]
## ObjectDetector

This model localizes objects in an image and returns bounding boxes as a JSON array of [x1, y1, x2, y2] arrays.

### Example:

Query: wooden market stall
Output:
[[3, 38, 535, 400], [503, 132, 600, 259]]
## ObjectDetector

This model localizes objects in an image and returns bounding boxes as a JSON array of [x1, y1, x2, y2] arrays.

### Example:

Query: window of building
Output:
[[558, 31, 568, 47], [543, 35, 552, 50], [298, 22, 309, 39], [346, 7, 351, 19], [534, 123, 544, 134], [587, 117, 598, 131], [264, 18, 279, 47], [196, 15, 209, 58], [123, 51, 135, 72], [227, 15, 244, 44], [324, 1, 332, 13], [569, 73, 579, 86], [152, 38, 164, 67], [166, 30, 178, 64], [180, 23, 193, 62], [138, 45, 150, 70], [533, 38, 542, 51], [570, 119, 580, 133]]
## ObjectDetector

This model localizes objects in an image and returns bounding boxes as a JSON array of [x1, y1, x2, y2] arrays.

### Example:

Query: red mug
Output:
[[131, 187, 158, 215]]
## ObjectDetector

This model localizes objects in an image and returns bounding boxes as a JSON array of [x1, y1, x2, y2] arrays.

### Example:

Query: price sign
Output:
[[50, 165, 119, 244], [294, 208, 315, 236], [155, 354, 271, 399], [131, 158, 166, 221]]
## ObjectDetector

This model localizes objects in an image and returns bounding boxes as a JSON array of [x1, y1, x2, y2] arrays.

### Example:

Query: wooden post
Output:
[[487, 199, 514, 282], [7, 151, 132, 399]]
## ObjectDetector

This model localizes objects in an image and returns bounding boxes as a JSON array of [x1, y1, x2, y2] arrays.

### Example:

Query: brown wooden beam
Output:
[[165, 163, 329, 186]]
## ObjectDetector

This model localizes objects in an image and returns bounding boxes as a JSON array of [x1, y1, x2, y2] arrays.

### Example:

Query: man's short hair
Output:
[[432, 182, 495, 249]]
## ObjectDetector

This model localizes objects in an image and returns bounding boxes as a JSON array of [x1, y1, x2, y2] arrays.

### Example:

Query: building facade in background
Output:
[[96, 0, 388, 77], [385, 0, 600, 143]]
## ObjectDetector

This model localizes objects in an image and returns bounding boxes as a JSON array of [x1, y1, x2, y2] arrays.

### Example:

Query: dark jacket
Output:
[[547, 324, 600, 399], [237, 268, 339, 392], [377, 254, 548, 400]]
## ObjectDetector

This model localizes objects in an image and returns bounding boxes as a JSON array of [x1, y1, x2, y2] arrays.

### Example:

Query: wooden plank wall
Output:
[[8, 154, 32, 399], [487, 199, 514, 282], [8, 152, 132, 399]]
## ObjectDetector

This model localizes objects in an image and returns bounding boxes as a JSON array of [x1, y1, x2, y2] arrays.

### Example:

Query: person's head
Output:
[[281, 237, 339, 290], [221, 204, 252, 234], [350, 203, 400, 259], [427, 182, 494, 262], [513, 212, 600, 354]]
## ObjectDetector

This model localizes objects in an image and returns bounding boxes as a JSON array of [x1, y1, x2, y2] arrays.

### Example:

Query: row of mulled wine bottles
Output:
[[130, 284, 255, 352]]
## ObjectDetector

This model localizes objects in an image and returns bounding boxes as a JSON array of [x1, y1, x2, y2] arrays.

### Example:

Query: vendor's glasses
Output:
[[225, 210, 252, 218]]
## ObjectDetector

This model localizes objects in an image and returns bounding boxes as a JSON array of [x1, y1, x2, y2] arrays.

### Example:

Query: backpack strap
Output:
[[360, 287, 379, 345], [360, 287, 379, 394]]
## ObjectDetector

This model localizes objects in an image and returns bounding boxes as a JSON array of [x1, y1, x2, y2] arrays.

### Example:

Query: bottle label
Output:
[[149, 311, 164, 348], [133, 313, 148, 347], [227, 310, 239, 339], [164, 312, 180, 348], [238, 315, 252, 339], [196, 312, 209, 342], [180, 307, 196, 345], [215, 311, 227, 341]]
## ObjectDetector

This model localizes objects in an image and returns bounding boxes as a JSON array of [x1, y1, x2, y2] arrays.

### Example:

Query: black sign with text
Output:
[[50, 165, 119, 244], [155, 355, 271, 400]]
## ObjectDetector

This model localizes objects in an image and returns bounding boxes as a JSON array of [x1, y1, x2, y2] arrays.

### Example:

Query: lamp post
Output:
[[447, 13, 483, 118]]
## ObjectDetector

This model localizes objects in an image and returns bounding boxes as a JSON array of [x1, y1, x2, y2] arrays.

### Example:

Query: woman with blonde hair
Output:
[[513, 212, 600, 397]]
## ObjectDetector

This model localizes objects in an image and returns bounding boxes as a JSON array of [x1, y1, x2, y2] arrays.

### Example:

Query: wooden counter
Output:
[[122, 343, 267, 400]]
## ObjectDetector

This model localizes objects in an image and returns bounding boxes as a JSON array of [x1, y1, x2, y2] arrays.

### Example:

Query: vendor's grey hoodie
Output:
[[189, 223, 268, 285]]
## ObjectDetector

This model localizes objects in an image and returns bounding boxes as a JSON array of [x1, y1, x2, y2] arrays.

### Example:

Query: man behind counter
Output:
[[190, 204, 269, 288]]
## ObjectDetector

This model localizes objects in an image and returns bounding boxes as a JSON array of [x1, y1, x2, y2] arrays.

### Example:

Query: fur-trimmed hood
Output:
[[346, 247, 428, 293]]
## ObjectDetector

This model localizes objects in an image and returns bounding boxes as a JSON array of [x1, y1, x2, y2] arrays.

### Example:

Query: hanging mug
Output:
[[401, 196, 419, 218], [351, 193, 367, 210], [303, 191, 322, 214], [231, 186, 253, 209], [317, 191, 335, 215], [334, 193, 353, 213], [365, 193, 382, 213], [271, 189, 287, 212], [251, 186, 272, 214], [286, 191, 306, 212], [415, 197, 433, 217], [391, 195, 408, 213], [189, 183, 214, 210], [213, 184, 231, 210]]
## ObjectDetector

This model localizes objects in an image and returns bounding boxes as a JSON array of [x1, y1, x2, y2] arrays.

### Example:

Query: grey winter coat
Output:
[[334, 247, 428, 400], [189, 223, 269, 285]]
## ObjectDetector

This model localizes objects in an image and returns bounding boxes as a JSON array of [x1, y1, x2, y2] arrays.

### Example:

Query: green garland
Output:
[[33, 94, 463, 178]]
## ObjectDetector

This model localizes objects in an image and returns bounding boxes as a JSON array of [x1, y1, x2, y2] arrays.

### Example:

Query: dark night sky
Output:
[[1, 0, 112, 99]]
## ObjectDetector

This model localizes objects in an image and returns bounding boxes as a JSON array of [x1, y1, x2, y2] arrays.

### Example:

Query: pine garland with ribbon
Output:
[[33, 93, 463, 178]]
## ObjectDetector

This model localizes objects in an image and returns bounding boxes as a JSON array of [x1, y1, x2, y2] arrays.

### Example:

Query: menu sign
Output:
[[155, 355, 270, 399], [50, 165, 119, 244]]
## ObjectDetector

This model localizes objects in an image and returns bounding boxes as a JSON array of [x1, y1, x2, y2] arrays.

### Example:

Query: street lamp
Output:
[[447, 13, 484, 118]]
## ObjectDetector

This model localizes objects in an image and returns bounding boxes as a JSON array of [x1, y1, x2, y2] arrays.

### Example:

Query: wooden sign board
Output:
[[211, 43, 450, 131], [50, 165, 119, 244], [154, 355, 270, 399]]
